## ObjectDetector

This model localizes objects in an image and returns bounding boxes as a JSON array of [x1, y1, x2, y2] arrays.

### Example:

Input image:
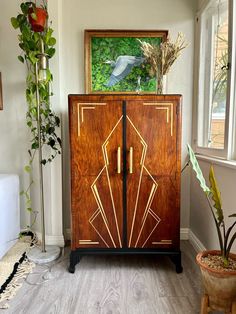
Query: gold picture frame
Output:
[[84, 29, 168, 94]]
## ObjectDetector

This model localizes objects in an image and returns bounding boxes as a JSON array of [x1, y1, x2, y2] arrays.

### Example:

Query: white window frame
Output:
[[195, 0, 236, 160]]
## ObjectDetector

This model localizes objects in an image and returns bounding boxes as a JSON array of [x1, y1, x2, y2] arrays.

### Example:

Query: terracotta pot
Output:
[[196, 250, 236, 312], [28, 7, 47, 32]]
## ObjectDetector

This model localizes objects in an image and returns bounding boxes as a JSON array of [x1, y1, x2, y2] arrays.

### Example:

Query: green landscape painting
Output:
[[91, 37, 162, 93]]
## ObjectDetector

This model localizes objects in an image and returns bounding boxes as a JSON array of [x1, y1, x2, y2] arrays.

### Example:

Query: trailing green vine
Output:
[[11, 1, 61, 228]]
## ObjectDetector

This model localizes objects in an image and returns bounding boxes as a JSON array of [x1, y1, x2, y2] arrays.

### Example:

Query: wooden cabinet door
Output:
[[69, 99, 123, 249], [126, 99, 181, 249]]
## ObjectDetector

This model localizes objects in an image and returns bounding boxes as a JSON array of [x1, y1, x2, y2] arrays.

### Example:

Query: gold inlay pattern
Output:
[[89, 209, 110, 248], [141, 183, 158, 225], [92, 184, 109, 226], [101, 116, 123, 247], [84, 110, 166, 248], [127, 116, 161, 248], [79, 240, 99, 245], [89, 116, 123, 248], [141, 209, 161, 248], [81, 107, 95, 122], [77, 102, 107, 136], [143, 102, 174, 136], [152, 240, 172, 245], [127, 116, 148, 247], [139, 166, 161, 248]]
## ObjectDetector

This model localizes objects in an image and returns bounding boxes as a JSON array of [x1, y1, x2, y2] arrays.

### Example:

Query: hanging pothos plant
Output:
[[11, 1, 61, 225]]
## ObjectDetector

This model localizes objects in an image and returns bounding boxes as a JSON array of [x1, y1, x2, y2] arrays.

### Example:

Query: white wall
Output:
[[190, 161, 236, 252], [58, 0, 197, 232], [0, 0, 64, 246], [197, 0, 208, 10], [0, 0, 30, 228]]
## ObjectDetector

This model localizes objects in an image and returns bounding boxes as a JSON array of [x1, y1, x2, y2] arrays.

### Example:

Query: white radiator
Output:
[[0, 174, 20, 259]]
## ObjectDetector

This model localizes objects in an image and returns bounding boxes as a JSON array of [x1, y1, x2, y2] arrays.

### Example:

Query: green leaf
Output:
[[18, 14, 27, 27], [46, 48, 56, 58], [229, 214, 236, 218], [57, 137, 62, 146], [44, 27, 53, 43], [28, 40, 38, 50], [48, 126, 55, 134], [31, 142, 39, 150], [11, 17, 19, 29], [18, 55, 24, 63], [48, 37, 56, 46], [24, 165, 31, 173], [55, 116, 60, 126], [20, 2, 32, 15], [27, 207, 33, 212], [48, 138, 56, 147], [29, 51, 38, 64], [20, 190, 25, 196], [33, 32, 40, 42], [46, 68, 52, 82], [41, 159, 47, 165], [187, 144, 210, 194], [20, 3, 28, 14], [209, 166, 223, 224]]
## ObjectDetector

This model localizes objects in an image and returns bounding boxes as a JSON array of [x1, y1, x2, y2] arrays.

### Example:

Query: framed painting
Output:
[[84, 30, 168, 94]]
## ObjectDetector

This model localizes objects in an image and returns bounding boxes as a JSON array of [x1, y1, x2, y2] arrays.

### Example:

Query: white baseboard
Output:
[[36, 232, 65, 247], [189, 229, 206, 253], [180, 228, 189, 240], [65, 228, 189, 241]]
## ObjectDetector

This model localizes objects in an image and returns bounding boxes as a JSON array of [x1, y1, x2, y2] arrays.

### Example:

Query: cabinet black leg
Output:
[[68, 250, 80, 273], [170, 252, 183, 273]]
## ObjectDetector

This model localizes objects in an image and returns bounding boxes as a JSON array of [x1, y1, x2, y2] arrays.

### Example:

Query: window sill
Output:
[[195, 154, 236, 170]]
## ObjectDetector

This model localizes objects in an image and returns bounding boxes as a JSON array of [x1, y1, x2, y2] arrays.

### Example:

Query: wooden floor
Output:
[[5, 241, 203, 314]]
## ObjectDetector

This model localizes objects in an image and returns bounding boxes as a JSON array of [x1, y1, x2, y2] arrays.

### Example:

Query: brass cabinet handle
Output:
[[117, 147, 121, 173], [129, 147, 133, 174]]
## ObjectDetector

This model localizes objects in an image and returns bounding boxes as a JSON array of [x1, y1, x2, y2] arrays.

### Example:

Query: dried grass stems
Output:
[[138, 32, 188, 77], [138, 40, 161, 77]]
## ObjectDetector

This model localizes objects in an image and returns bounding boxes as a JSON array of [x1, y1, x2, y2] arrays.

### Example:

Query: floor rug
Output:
[[0, 236, 35, 309]]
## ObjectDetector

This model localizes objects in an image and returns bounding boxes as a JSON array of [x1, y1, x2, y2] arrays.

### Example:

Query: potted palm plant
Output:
[[187, 145, 236, 313]]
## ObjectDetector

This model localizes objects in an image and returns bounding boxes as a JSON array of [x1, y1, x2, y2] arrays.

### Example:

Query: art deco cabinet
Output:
[[68, 94, 182, 273]]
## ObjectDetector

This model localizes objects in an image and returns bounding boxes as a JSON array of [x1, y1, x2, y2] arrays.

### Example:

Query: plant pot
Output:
[[196, 250, 236, 313], [28, 8, 47, 32]]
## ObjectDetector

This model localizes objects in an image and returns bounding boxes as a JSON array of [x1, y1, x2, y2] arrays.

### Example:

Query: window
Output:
[[196, 0, 236, 159]]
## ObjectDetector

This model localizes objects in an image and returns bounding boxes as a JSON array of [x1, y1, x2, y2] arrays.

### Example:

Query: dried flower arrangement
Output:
[[138, 32, 188, 93]]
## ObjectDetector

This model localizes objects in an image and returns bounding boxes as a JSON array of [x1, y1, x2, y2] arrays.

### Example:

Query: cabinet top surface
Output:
[[68, 94, 182, 103]]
